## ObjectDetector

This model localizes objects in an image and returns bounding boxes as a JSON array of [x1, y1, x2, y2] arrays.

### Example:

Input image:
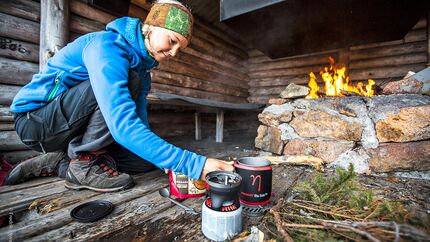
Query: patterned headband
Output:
[[145, 3, 193, 41]]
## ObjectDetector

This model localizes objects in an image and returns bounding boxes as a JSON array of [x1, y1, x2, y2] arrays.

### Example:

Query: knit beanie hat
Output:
[[145, 2, 193, 41]]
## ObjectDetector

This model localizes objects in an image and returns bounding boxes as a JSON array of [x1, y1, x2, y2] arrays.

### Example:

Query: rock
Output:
[[280, 83, 309, 99], [279, 123, 300, 141], [328, 148, 370, 174], [268, 98, 288, 105], [290, 110, 363, 141], [382, 79, 423, 95], [367, 94, 430, 122], [375, 105, 430, 142], [382, 68, 430, 95], [293, 97, 378, 148], [258, 112, 292, 127], [367, 141, 430, 172], [258, 103, 294, 127], [283, 138, 355, 163], [255, 125, 284, 154]]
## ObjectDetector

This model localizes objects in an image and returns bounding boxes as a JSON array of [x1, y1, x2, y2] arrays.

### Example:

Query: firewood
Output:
[[264, 155, 325, 171]]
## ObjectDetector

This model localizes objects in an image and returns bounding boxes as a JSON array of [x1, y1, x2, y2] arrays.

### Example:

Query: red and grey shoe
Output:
[[65, 152, 134, 192]]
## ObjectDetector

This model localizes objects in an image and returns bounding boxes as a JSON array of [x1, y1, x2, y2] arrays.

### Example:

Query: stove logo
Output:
[[250, 175, 261, 192]]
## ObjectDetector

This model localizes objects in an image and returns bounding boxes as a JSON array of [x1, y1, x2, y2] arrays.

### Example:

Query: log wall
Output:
[[0, 0, 256, 163], [247, 18, 429, 104]]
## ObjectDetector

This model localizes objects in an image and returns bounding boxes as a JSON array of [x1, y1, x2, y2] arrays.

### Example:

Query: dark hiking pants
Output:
[[14, 71, 155, 175]]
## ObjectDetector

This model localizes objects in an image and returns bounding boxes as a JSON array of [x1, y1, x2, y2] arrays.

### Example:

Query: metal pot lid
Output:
[[205, 170, 242, 189], [70, 200, 114, 223]]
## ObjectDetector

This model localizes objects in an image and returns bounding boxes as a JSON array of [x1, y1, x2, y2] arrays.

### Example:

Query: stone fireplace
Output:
[[255, 93, 430, 175]]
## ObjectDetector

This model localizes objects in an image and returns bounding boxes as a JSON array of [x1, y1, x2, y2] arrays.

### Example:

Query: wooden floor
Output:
[[1, 136, 429, 241]]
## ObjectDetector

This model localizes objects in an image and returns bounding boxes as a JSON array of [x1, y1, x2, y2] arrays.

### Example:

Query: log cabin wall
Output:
[[0, 0, 257, 163], [247, 18, 428, 104]]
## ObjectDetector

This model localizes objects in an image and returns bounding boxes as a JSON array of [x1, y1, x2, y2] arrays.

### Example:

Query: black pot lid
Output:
[[71, 200, 114, 223]]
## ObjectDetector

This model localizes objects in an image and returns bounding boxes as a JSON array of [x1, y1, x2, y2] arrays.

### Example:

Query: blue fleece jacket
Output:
[[10, 17, 207, 180]]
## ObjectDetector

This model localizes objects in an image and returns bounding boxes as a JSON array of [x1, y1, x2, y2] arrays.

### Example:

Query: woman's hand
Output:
[[200, 158, 234, 181]]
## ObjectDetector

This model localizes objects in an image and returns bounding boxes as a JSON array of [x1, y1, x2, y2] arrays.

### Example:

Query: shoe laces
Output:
[[84, 154, 120, 177]]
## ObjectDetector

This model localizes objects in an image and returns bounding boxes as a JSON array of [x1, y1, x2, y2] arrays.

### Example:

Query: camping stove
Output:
[[201, 171, 242, 241]]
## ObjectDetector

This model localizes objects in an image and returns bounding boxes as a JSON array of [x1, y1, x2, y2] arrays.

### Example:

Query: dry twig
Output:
[[270, 198, 294, 242]]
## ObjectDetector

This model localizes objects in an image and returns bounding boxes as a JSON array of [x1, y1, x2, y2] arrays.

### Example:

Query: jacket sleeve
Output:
[[135, 70, 151, 127], [82, 36, 207, 180]]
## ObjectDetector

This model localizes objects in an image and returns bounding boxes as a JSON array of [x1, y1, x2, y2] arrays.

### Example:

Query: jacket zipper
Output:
[[46, 74, 61, 102]]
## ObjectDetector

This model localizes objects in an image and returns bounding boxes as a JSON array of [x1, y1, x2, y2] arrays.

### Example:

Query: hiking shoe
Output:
[[65, 153, 134, 192], [5, 152, 67, 185]]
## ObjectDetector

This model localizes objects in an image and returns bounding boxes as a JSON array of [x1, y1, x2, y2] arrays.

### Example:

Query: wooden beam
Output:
[[0, 84, 21, 105], [195, 112, 201, 141], [216, 110, 224, 143], [0, 37, 39, 63], [0, 57, 38, 86], [338, 48, 350, 69], [0, 130, 27, 151], [39, 0, 70, 68], [427, 10, 430, 66], [0, 13, 39, 44]]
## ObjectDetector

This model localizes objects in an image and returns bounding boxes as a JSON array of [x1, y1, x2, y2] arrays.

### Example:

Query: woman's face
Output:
[[147, 27, 189, 62]]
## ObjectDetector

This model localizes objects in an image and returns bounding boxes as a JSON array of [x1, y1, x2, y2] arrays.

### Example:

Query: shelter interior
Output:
[[0, 0, 429, 241]]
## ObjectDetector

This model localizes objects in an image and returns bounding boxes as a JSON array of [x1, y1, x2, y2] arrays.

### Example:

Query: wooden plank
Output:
[[0, 0, 40, 22], [0, 177, 60, 194], [175, 51, 248, 82], [182, 47, 247, 75], [404, 28, 427, 43], [195, 112, 201, 141], [0, 130, 27, 151], [70, 0, 116, 25], [248, 75, 309, 87], [349, 41, 427, 61], [129, 3, 148, 20], [39, 0, 70, 68], [248, 49, 338, 64], [0, 37, 39, 63], [70, 14, 105, 35], [0, 84, 21, 105], [0, 171, 168, 241], [349, 63, 427, 80], [248, 53, 335, 72], [0, 106, 14, 122], [249, 86, 285, 96], [413, 18, 426, 30], [158, 60, 247, 89], [0, 123, 14, 131], [151, 71, 248, 97], [150, 83, 247, 103], [350, 39, 404, 51], [0, 57, 38, 86], [349, 53, 428, 70], [428, 10, 430, 65], [248, 95, 276, 104], [0, 179, 67, 216], [0, 13, 39, 44], [249, 64, 323, 79], [30, 188, 173, 241], [216, 110, 224, 143]]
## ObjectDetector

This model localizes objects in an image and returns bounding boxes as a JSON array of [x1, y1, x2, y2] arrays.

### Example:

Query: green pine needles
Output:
[[262, 164, 428, 242]]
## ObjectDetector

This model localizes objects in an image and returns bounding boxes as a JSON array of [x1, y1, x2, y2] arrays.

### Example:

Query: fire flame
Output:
[[306, 57, 375, 99]]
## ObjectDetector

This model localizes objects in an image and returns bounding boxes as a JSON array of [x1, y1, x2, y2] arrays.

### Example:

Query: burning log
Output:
[[305, 57, 376, 99]]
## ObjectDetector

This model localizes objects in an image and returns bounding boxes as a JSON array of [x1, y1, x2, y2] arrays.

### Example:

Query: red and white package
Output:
[[169, 171, 206, 199]]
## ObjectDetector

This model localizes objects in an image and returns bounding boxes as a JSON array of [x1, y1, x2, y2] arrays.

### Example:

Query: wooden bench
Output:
[[147, 93, 264, 143]]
